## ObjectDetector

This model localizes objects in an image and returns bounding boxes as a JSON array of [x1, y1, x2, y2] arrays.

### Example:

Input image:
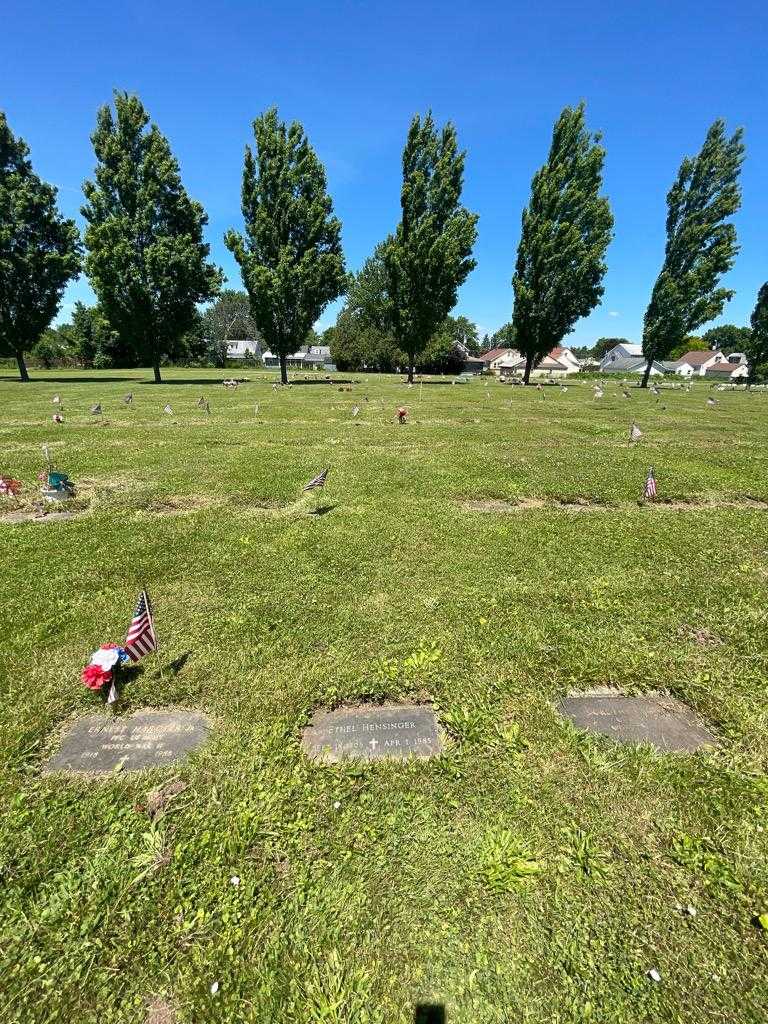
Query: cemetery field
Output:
[[2, 367, 768, 1024]]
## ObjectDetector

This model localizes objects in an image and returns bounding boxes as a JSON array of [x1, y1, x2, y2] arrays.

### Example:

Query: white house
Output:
[[262, 344, 334, 370], [480, 347, 520, 373], [673, 350, 728, 376], [599, 342, 644, 371], [550, 347, 581, 372], [226, 339, 262, 361], [601, 355, 667, 376], [496, 347, 580, 379], [703, 362, 749, 381]]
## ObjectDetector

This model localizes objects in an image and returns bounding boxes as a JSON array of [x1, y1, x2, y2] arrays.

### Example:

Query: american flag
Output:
[[644, 467, 657, 500], [303, 468, 329, 491], [124, 590, 157, 662]]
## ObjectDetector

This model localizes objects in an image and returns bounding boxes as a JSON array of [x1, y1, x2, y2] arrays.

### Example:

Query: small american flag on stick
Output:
[[644, 467, 657, 501], [124, 590, 157, 662], [303, 468, 329, 492]]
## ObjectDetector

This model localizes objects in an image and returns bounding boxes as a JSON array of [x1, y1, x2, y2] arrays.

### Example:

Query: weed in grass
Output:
[[479, 828, 543, 892], [130, 824, 173, 885], [669, 834, 741, 893], [559, 826, 613, 879], [443, 706, 488, 745]]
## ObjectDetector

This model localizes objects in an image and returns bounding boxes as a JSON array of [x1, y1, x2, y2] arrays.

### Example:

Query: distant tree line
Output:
[[1, 97, 765, 383]]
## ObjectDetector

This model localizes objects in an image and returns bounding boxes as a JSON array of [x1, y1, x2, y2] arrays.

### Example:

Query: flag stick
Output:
[[140, 583, 166, 682]]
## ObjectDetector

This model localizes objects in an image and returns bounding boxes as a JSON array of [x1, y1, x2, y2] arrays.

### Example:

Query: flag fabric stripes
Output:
[[644, 467, 657, 500], [124, 590, 157, 662], [303, 468, 329, 492]]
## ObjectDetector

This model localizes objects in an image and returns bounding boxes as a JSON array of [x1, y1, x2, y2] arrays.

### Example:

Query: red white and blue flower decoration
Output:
[[81, 643, 131, 704]]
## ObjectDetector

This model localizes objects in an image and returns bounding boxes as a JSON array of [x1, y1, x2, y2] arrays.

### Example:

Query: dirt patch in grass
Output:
[[678, 624, 724, 647], [139, 495, 217, 516], [142, 779, 189, 821], [460, 497, 611, 513], [460, 496, 768, 514], [145, 996, 177, 1024], [1, 507, 83, 525]]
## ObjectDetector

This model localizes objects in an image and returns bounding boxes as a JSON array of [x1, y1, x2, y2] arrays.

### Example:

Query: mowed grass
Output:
[[1, 368, 767, 1024]]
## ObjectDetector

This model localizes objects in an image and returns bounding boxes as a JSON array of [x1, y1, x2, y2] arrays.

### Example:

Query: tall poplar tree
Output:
[[225, 108, 346, 385], [746, 282, 768, 383], [511, 103, 613, 384], [0, 112, 81, 381], [82, 92, 221, 383], [640, 120, 745, 388], [383, 113, 478, 382]]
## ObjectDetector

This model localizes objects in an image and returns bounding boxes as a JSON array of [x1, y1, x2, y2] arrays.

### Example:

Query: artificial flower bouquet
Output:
[[81, 643, 131, 703]]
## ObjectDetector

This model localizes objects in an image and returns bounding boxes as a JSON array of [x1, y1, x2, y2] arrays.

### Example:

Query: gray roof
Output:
[[600, 357, 649, 373]]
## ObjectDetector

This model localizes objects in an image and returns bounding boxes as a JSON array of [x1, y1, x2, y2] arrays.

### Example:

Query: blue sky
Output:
[[3, 0, 767, 346]]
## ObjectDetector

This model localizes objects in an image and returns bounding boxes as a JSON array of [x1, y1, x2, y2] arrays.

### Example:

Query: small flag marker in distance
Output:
[[643, 466, 657, 501]]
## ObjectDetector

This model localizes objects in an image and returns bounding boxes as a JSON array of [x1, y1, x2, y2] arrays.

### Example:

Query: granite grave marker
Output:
[[558, 693, 716, 753], [302, 704, 443, 762], [44, 709, 210, 775]]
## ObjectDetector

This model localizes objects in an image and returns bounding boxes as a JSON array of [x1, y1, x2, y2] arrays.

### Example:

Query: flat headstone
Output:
[[302, 704, 444, 762], [44, 709, 210, 775], [2, 510, 75, 524], [559, 693, 716, 753]]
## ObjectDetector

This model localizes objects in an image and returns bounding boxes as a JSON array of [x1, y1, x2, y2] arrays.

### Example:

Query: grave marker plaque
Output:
[[559, 693, 716, 753], [302, 704, 443, 762], [44, 709, 210, 775]]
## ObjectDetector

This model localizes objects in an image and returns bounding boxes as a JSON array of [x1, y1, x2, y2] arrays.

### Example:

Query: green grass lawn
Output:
[[1, 368, 767, 1024]]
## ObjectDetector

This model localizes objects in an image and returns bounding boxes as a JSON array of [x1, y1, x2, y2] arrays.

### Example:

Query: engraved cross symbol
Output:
[[369, 739, 379, 751]]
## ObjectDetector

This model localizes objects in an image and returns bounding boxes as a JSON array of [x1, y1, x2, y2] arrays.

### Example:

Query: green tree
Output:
[[201, 289, 259, 367], [512, 103, 613, 384], [383, 112, 478, 382], [82, 92, 221, 383], [0, 112, 81, 381], [66, 301, 126, 367], [327, 322, 399, 373], [700, 323, 752, 352], [225, 108, 346, 385], [641, 120, 745, 387], [450, 315, 480, 355], [745, 283, 768, 383], [31, 326, 73, 368], [592, 337, 630, 360], [667, 335, 706, 361], [419, 320, 469, 374], [326, 243, 399, 372], [489, 323, 517, 350]]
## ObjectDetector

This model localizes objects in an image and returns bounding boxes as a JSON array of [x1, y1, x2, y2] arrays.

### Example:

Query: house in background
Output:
[[479, 347, 519, 372], [550, 347, 581, 373], [601, 355, 667, 376], [703, 362, 749, 381], [496, 347, 581, 379], [599, 342, 644, 371], [262, 343, 334, 371], [672, 350, 729, 376], [462, 355, 486, 374], [225, 338, 263, 361]]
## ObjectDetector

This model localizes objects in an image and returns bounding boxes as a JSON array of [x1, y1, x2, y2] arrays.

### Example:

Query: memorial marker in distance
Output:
[[559, 692, 717, 753], [302, 703, 444, 762], [44, 709, 211, 775]]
